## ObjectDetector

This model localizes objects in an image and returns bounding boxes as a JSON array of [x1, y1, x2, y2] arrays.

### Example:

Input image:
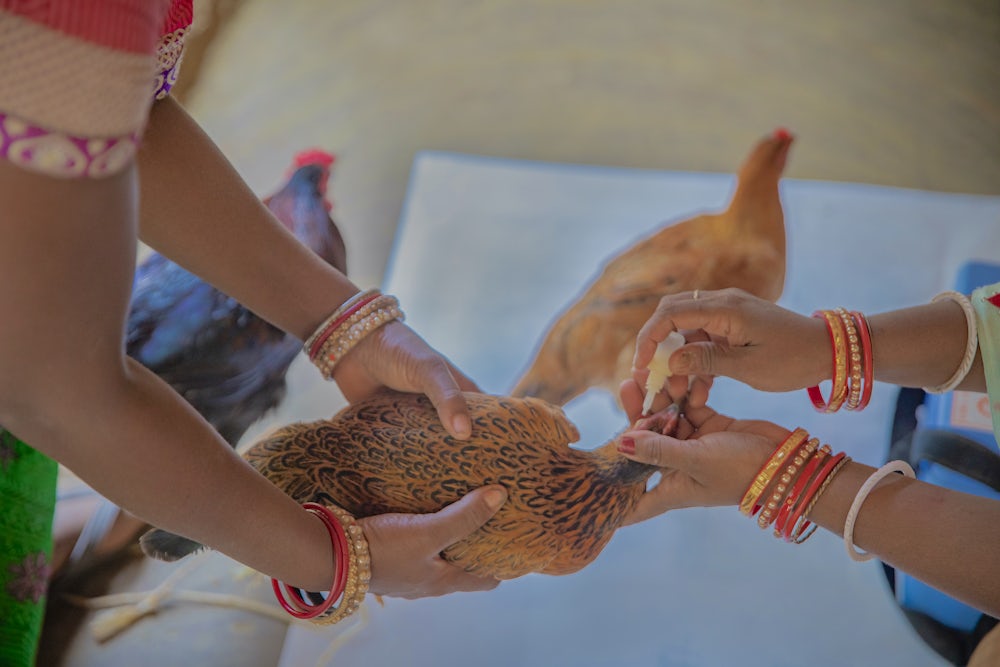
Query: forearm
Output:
[[808, 462, 1000, 618], [866, 299, 984, 392], [8, 358, 334, 592], [137, 96, 355, 341]]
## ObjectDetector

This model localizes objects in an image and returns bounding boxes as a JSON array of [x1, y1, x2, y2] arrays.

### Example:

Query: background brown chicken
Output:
[[143, 391, 678, 580], [510, 128, 794, 405]]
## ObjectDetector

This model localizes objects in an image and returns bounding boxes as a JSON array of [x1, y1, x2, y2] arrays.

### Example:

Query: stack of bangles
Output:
[[272, 502, 371, 624], [740, 428, 916, 557], [740, 428, 851, 543], [807, 292, 980, 410], [303, 289, 405, 379], [807, 307, 873, 412], [273, 289, 402, 621]]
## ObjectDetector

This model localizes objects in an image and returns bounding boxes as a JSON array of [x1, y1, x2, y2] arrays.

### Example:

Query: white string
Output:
[[924, 291, 979, 394], [844, 460, 915, 562]]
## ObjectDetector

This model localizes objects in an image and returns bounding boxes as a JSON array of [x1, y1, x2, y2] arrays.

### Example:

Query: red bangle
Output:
[[757, 438, 819, 529], [271, 503, 349, 620], [308, 292, 381, 360], [773, 445, 829, 536], [807, 310, 849, 413], [851, 311, 874, 411], [781, 451, 846, 541]]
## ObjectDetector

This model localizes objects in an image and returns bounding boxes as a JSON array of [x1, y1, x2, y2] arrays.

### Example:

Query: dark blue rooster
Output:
[[59, 150, 347, 574], [126, 149, 346, 446]]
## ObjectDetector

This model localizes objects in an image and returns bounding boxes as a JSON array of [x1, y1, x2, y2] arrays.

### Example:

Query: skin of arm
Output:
[[0, 106, 502, 597], [136, 97, 478, 437], [0, 158, 335, 591], [807, 463, 1000, 618], [136, 97, 355, 341], [867, 298, 985, 392]]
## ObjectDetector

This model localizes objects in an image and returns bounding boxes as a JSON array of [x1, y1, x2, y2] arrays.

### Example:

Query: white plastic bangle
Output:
[[843, 460, 915, 562], [924, 291, 978, 394]]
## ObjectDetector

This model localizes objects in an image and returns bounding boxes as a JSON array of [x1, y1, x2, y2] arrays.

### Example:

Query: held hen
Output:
[[61, 150, 347, 573], [511, 129, 794, 405], [143, 391, 677, 579]]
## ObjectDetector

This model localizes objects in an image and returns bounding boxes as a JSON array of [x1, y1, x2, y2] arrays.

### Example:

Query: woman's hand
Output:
[[632, 288, 830, 408], [333, 321, 480, 439], [618, 378, 788, 524], [359, 485, 507, 599]]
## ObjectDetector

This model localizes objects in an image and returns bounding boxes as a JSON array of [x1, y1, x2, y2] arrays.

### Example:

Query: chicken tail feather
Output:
[[139, 528, 207, 562]]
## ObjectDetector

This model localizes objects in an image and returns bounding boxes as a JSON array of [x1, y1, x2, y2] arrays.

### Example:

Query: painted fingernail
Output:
[[667, 403, 680, 417], [618, 437, 636, 455]]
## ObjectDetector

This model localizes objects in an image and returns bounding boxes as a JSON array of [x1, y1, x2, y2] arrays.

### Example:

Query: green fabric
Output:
[[971, 281, 1000, 444], [0, 429, 57, 667]]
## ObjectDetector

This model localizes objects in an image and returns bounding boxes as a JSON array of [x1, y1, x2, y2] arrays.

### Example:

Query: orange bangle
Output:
[[740, 428, 809, 516], [773, 444, 830, 536], [807, 310, 849, 413]]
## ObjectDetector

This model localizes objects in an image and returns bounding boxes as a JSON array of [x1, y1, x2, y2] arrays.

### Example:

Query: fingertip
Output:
[[482, 485, 507, 512], [435, 386, 472, 439], [669, 348, 694, 375], [632, 333, 658, 370], [451, 413, 472, 439], [619, 379, 644, 423], [688, 376, 712, 408]]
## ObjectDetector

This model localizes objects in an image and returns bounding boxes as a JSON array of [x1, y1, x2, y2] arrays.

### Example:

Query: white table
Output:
[[280, 151, 1000, 667]]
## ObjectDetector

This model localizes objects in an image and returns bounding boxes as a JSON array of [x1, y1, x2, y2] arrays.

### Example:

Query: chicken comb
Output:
[[292, 148, 336, 169]]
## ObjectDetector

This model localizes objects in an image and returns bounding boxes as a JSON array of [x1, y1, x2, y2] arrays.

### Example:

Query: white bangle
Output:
[[844, 460, 915, 562], [923, 291, 978, 394]]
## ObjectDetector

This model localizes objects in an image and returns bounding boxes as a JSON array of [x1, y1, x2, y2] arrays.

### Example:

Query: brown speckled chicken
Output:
[[143, 391, 676, 579], [511, 128, 794, 405]]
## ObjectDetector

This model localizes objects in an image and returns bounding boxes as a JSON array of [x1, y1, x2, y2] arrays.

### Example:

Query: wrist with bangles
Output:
[[739, 428, 914, 556], [806, 307, 872, 413], [272, 502, 371, 624], [739, 427, 852, 544], [303, 288, 405, 379], [806, 291, 980, 411]]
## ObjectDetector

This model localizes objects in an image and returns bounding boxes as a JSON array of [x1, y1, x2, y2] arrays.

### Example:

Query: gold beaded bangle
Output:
[[740, 428, 809, 516], [757, 438, 819, 529], [773, 444, 831, 538], [313, 294, 394, 368], [313, 505, 371, 625], [312, 295, 405, 379], [303, 288, 380, 354], [836, 307, 864, 411]]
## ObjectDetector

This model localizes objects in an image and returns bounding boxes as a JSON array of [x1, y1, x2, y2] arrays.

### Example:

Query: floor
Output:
[[41, 1, 999, 665]]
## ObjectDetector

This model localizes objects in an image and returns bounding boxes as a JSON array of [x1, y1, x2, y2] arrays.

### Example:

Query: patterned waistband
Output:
[[0, 3, 192, 178]]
